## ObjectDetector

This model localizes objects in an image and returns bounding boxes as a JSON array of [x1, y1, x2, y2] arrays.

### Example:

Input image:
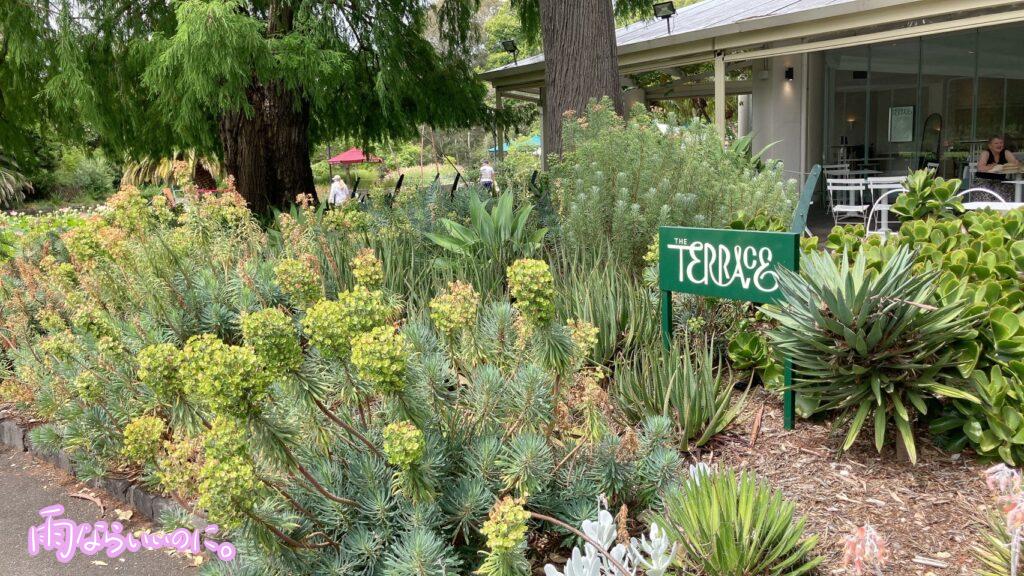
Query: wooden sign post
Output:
[[659, 226, 801, 429]]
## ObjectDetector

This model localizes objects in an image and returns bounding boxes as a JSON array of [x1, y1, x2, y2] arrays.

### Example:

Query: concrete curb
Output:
[[0, 416, 186, 524]]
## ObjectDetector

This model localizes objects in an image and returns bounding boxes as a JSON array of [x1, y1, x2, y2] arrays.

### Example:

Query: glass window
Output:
[[867, 40, 920, 173], [826, 47, 869, 164], [978, 24, 1024, 155], [921, 31, 977, 177]]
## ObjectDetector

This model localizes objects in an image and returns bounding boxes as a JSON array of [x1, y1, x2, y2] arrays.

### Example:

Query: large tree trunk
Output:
[[540, 0, 624, 156], [219, 81, 316, 214]]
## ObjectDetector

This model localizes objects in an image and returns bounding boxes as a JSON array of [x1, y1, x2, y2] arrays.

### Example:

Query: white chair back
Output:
[[925, 162, 940, 171], [867, 176, 907, 202], [826, 177, 869, 223], [865, 189, 905, 237], [962, 161, 978, 188], [823, 163, 851, 178], [957, 188, 1007, 203]]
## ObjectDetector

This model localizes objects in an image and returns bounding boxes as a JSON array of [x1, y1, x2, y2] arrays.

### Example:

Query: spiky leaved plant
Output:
[[764, 246, 978, 463], [612, 340, 743, 450], [653, 466, 822, 576]]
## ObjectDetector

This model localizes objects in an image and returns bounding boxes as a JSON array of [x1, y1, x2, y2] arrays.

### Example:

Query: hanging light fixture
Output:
[[653, 2, 676, 34], [501, 39, 519, 65]]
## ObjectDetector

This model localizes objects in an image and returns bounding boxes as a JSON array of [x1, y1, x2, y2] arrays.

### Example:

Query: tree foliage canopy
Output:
[[5, 0, 489, 166]]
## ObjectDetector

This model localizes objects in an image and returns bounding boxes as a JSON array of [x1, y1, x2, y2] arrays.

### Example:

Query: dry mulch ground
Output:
[[705, 387, 992, 575]]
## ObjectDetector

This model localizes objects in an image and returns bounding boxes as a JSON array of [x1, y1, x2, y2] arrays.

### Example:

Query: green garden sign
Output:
[[658, 226, 800, 429]]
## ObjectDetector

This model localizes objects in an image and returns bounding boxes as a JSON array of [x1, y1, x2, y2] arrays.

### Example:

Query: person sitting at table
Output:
[[976, 135, 1020, 201]]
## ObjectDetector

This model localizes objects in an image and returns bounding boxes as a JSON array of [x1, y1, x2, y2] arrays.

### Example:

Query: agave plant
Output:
[[425, 191, 546, 295], [764, 246, 978, 462], [612, 340, 743, 450], [653, 467, 822, 576]]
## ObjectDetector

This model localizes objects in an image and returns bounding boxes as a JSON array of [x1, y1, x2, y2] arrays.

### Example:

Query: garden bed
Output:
[[712, 387, 988, 575]]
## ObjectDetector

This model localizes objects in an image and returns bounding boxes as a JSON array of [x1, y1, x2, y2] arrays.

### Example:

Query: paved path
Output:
[[0, 446, 194, 575]]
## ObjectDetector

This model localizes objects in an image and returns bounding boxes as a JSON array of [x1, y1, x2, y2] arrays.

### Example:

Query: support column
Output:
[[737, 94, 752, 137], [623, 87, 646, 120], [495, 91, 505, 161], [714, 51, 727, 143]]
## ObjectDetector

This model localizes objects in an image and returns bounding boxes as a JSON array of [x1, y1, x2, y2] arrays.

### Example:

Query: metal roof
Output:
[[481, 0, 912, 78]]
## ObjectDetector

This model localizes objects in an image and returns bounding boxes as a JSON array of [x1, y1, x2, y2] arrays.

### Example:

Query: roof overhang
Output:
[[483, 0, 1024, 91]]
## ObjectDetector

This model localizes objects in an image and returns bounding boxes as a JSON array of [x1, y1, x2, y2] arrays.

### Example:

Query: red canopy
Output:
[[328, 147, 383, 165]]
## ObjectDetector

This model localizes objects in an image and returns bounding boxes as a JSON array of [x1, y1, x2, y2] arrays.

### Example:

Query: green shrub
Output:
[[653, 467, 822, 576], [765, 246, 978, 462], [891, 168, 963, 221], [551, 99, 796, 272], [612, 341, 743, 450], [931, 366, 1024, 465], [32, 146, 118, 202]]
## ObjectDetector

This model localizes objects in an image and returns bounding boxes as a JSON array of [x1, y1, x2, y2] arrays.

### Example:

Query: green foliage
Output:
[[240, 308, 303, 376], [121, 415, 166, 464], [891, 169, 963, 221], [551, 100, 795, 272], [302, 287, 391, 361], [972, 511, 1020, 576], [180, 334, 271, 417], [350, 325, 410, 395], [426, 192, 547, 296], [613, 341, 743, 449], [727, 330, 783, 390], [273, 257, 324, 310], [765, 247, 978, 462], [29, 146, 118, 202], [931, 366, 1024, 465], [507, 258, 556, 326], [654, 467, 822, 576]]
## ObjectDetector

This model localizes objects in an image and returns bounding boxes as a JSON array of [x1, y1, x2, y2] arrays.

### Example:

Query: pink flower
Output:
[[841, 524, 888, 575]]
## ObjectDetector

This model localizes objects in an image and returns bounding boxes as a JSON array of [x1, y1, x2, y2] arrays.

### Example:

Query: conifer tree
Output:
[[9, 0, 487, 212]]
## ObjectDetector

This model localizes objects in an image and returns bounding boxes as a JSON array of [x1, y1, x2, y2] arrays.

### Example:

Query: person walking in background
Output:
[[480, 160, 496, 193], [328, 175, 350, 206]]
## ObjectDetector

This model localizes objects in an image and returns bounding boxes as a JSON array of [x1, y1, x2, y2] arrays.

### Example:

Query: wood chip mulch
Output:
[[703, 388, 992, 575]]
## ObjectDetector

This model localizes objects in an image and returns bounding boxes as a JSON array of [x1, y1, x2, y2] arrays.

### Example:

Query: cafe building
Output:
[[479, 0, 1024, 189]]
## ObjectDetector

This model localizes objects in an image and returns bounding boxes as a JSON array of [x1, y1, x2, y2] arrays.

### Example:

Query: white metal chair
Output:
[[867, 176, 907, 204], [823, 163, 851, 178], [962, 161, 978, 188], [925, 162, 940, 172], [826, 178, 870, 223], [865, 189, 905, 237]]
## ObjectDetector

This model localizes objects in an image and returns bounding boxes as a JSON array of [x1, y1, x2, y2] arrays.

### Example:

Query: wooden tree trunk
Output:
[[539, 0, 624, 156], [218, 81, 317, 214]]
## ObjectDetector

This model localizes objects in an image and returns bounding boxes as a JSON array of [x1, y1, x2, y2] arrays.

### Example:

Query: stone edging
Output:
[[0, 417, 185, 523]]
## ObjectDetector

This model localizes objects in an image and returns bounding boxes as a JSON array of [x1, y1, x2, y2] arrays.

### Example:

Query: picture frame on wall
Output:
[[889, 106, 915, 143]]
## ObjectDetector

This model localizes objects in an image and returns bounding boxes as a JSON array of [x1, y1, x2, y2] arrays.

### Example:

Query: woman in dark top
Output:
[[977, 135, 1019, 200]]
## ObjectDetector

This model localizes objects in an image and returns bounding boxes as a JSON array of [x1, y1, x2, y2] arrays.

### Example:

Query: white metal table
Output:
[[962, 201, 1024, 212]]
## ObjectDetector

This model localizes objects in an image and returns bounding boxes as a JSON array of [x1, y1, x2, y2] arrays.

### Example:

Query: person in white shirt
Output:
[[328, 175, 350, 206], [480, 160, 496, 192]]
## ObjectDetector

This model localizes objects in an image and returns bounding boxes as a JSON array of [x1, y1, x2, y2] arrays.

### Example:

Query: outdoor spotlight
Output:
[[784, 67, 794, 81], [501, 39, 519, 64], [653, 2, 676, 33]]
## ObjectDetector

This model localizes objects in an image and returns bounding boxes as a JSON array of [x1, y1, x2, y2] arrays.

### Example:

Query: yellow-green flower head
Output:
[[350, 325, 409, 394], [273, 257, 323, 310], [71, 301, 115, 339], [241, 308, 302, 376], [75, 370, 104, 404], [197, 416, 256, 529], [137, 343, 184, 400], [429, 281, 480, 334], [302, 287, 391, 361], [179, 334, 271, 417], [382, 421, 425, 470], [643, 234, 660, 266], [351, 247, 384, 290], [61, 218, 108, 266], [480, 496, 530, 553], [36, 308, 67, 335], [122, 415, 165, 465], [507, 259, 556, 325], [105, 185, 152, 234], [38, 331, 79, 362], [567, 319, 599, 359]]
